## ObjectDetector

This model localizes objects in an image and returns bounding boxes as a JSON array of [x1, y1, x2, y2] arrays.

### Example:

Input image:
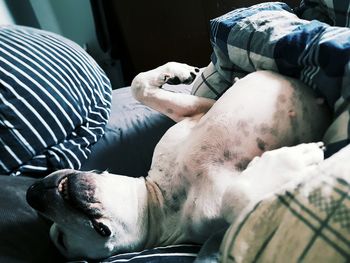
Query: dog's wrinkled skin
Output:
[[27, 62, 331, 260]]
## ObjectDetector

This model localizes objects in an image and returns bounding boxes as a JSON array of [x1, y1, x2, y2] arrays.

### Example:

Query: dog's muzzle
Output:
[[26, 171, 67, 213], [26, 170, 103, 220]]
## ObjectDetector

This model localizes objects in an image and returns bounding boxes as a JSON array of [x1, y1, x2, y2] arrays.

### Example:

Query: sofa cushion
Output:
[[82, 83, 191, 177], [0, 25, 112, 177], [0, 175, 64, 263]]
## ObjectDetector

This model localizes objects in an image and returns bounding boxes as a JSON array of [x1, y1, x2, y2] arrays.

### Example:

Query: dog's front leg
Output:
[[131, 62, 215, 122]]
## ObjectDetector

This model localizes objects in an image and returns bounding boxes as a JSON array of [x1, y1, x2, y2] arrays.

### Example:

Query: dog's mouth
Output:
[[56, 175, 88, 212], [55, 173, 104, 220], [56, 174, 112, 238]]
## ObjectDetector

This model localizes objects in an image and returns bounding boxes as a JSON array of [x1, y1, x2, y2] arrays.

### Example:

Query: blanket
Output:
[[192, 1, 350, 158]]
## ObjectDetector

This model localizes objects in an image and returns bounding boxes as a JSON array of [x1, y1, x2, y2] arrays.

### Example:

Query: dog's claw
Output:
[[316, 142, 326, 151]]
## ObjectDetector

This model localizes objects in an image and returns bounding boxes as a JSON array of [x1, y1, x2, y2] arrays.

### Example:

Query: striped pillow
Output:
[[69, 244, 201, 263], [0, 26, 112, 176]]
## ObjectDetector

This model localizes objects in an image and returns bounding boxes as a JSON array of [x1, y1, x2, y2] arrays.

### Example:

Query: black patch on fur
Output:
[[257, 123, 269, 135], [235, 158, 251, 171], [256, 137, 266, 151], [270, 127, 279, 137], [201, 145, 208, 151], [169, 187, 187, 212], [223, 149, 232, 161]]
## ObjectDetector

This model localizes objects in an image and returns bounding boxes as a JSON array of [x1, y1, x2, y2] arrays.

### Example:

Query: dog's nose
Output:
[[26, 181, 48, 213]]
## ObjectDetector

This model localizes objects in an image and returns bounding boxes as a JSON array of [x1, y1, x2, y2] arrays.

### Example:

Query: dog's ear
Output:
[[91, 219, 111, 237]]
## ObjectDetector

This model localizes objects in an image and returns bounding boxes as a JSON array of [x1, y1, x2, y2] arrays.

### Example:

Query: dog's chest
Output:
[[150, 114, 250, 185], [149, 118, 197, 186], [149, 118, 236, 241], [149, 116, 238, 203]]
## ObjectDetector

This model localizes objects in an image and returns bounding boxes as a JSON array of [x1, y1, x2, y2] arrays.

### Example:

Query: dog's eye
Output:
[[92, 220, 111, 237]]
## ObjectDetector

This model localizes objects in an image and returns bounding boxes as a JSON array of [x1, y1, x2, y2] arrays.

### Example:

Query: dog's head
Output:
[[26, 169, 149, 260]]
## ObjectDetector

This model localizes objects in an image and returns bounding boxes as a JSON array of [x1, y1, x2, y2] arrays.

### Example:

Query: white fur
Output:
[[27, 62, 331, 260]]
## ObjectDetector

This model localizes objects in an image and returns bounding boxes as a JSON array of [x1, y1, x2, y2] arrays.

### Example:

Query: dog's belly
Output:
[[149, 71, 330, 242], [151, 72, 329, 184], [180, 71, 330, 174]]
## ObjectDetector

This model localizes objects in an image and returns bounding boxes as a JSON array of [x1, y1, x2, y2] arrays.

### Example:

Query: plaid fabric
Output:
[[0, 26, 112, 176], [190, 62, 239, 100], [220, 144, 350, 262], [191, 1, 350, 157]]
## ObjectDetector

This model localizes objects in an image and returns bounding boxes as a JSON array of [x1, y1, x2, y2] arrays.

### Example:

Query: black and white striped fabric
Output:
[[0, 25, 112, 177], [69, 244, 201, 263]]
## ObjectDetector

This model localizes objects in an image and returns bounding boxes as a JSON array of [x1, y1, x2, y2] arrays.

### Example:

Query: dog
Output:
[[26, 62, 331, 260]]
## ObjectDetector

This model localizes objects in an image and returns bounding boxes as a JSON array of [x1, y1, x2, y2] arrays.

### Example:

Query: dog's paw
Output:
[[245, 142, 325, 181], [258, 142, 324, 170], [160, 62, 200, 85], [241, 142, 325, 196], [273, 142, 324, 170]]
